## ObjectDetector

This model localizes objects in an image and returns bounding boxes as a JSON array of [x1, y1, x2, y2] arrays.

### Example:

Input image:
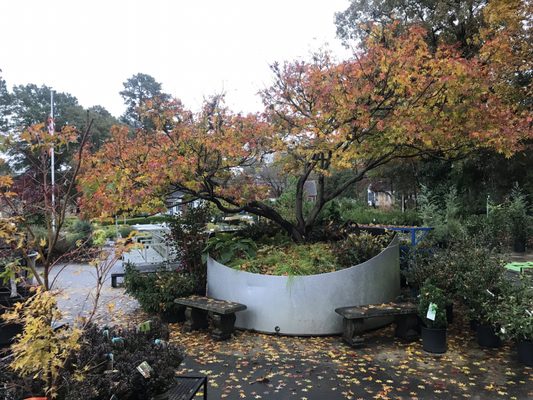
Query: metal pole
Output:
[[50, 90, 56, 232]]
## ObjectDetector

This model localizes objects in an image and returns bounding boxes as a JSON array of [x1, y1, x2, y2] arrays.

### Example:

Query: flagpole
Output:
[[50, 90, 56, 232]]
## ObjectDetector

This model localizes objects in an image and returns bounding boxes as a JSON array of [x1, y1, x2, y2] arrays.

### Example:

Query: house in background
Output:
[[367, 182, 394, 208]]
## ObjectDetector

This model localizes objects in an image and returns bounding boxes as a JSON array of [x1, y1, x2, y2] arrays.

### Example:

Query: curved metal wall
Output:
[[207, 236, 400, 335]]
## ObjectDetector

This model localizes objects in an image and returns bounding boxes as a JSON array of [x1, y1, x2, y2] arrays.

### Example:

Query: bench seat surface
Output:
[[175, 295, 246, 315], [335, 302, 417, 319]]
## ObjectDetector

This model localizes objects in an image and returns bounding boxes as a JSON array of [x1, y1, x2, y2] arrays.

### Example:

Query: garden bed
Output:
[[207, 236, 400, 335]]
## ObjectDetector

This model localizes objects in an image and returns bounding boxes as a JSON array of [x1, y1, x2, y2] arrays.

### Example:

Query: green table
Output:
[[505, 261, 533, 272]]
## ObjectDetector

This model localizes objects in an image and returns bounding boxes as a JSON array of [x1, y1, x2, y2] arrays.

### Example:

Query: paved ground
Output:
[[49, 263, 141, 325], [32, 252, 533, 399], [171, 315, 532, 400]]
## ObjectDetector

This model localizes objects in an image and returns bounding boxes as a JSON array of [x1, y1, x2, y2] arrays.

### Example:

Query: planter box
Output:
[[207, 236, 400, 335]]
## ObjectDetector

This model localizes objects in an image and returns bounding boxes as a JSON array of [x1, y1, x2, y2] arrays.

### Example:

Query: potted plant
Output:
[[456, 244, 508, 333], [405, 244, 462, 323], [418, 280, 448, 354], [477, 291, 505, 348], [492, 274, 533, 366], [475, 274, 517, 348], [124, 263, 197, 323]]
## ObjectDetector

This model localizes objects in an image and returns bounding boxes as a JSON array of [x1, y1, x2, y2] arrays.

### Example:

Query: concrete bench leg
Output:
[[210, 312, 236, 341], [111, 273, 125, 288], [395, 314, 419, 341], [183, 307, 209, 332], [342, 318, 365, 348]]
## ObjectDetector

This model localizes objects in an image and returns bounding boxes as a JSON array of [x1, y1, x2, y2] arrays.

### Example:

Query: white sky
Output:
[[0, 0, 351, 118]]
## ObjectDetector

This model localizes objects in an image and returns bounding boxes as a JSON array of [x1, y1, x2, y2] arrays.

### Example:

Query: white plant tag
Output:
[[426, 302, 437, 321], [137, 361, 154, 378]]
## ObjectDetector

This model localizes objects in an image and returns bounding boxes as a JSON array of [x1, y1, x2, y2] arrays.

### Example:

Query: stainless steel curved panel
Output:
[[207, 236, 400, 335]]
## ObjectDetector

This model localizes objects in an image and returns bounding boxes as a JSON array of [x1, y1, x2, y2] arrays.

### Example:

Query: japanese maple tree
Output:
[[80, 25, 531, 242]]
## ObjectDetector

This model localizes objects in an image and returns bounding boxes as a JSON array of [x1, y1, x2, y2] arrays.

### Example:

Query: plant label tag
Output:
[[137, 361, 154, 379], [426, 303, 437, 321], [137, 320, 152, 333]]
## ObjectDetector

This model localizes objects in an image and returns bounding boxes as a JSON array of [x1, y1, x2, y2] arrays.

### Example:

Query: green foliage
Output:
[[453, 241, 508, 321], [99, 215, 173, 226], [418, 185, 465, 245], [418, 280, 448, 329], [508, 184, 530, 244], [61, 323, 183, 399], [119, 224, 134, 238], [333, 232, 393, 268], [237, 219, 288, 243], [120, 73, 170, 128], [220, 231, 391, 276], [28, 224, 48, 244], [335, 0, 485, 55], [404, 242, 466, 295], [232, 242, 338, 276], [69, 219, 93, 241], [167, 205, 212, 291], [204, 233, 257, 265], [489, 274, 533, 341], [334, 198, 421, 226], [272, 177, 313, 224], [124, 264, 197, 315]]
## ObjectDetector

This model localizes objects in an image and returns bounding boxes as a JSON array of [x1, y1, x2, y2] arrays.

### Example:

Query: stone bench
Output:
[[174, 295, 247, 340], [335, 302, 419, 347], [111, 273, 125, 288]]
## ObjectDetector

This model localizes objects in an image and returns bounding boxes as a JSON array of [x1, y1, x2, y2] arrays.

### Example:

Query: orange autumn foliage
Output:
[[79, 24, 531, 241]]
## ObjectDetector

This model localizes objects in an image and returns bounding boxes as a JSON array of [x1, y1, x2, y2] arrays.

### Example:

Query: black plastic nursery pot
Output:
[[469, 319, 479, 332], [476, 324, 502, 348], [0, 321, 23, 347], [421, 326, 447, 354], [0, 291, 30, 347], [517, 340, 533, 367], [160, 305, 186, 323]]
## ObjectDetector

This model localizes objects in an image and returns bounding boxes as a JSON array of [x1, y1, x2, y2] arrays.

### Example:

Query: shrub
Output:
[[224, 231, 392, 276], [119, 224, 134, 238], [166, 205, 212, 292], [124, 264, 197, 316], [332, 231, 393, 267], [453, 241, 508, 320], [203, 233, 257, 265], [61, 322, 184, 400], [237, 219, 287, 243], [336, 198, 421, 226], [418, 280, 448, 329], [233, 242, 338, 275], [490, 274, 533, 341], [404, 244, 460, 295]]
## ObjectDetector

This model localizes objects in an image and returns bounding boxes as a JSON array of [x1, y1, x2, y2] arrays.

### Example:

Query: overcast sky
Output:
[[0, 0, 351, 118]]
